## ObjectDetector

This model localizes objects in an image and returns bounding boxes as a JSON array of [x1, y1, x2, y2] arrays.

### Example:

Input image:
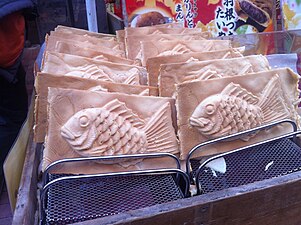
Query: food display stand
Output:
[[11, 119, 301, 225], [8, 14, 301, 225]]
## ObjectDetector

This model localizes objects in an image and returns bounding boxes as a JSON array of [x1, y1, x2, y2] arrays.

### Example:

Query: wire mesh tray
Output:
[[45, 173, 184, 225], [193, 137, 301, 194], [41, 153, 189, 225], [186, 120, 301, 195]]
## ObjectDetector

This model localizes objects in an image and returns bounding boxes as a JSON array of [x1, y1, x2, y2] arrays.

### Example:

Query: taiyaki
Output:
[[158, 44, 192, 56], [60, 99, 178, 157], [189, 75, 291, 139], [66, 66, 140, 85]]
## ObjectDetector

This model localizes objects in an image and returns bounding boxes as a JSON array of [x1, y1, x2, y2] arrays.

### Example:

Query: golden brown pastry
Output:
[[43, 88, 178, 173], [45, 34, 126, 58], [126, 33, 207, 60], [116, 29, 126, 52], [50, 31, 124, 51], [125, 26, 209, 37], [176, 68, 300, 160], [146, 48, 243, 87], [34, 72, 158, 143], [152, 22, 184, 28], [41, 52, 147, 85], [159, 55, 270, 98], [55, 25, 116, 39], [140, 40, 232, 66], [54, 41, 137, 65]]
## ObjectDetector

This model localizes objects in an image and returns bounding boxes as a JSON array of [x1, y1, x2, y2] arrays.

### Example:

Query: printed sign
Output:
[[123, 0, 275, 36], [194, 0, 275, 36]]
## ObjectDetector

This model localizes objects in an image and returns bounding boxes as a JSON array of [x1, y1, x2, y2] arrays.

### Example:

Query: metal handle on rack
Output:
[[43, 152, 180, 186], [186, 119, 298, 176], [195, 129, 301, 195], [40, 168, 190, 223]]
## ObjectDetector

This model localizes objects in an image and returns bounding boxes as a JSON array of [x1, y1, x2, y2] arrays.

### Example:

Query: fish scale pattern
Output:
[[218, 96, 262, 134], [96, 109, 147, 155]]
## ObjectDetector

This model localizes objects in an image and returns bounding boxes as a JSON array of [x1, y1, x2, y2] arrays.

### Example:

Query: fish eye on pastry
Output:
[[205, 104, 216, 115], [79, 115, 90, 127]]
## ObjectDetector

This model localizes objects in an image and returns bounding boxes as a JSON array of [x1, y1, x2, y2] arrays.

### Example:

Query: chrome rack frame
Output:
[[42, 152, 181, 186], [40, 153, 189, 225], [186, 119, 298, 180], [194, 129, 301, 195]]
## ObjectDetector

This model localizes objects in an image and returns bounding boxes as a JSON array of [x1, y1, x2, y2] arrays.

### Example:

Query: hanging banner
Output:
[[124, 0, 275, 36]]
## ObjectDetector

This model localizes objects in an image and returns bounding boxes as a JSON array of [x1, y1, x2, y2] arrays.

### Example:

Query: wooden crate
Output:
[[12, 135, 301, 225]]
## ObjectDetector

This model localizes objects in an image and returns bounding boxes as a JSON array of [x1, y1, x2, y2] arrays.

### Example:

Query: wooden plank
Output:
[[11, 141, 41, 225], [74, 171, 301, 225]]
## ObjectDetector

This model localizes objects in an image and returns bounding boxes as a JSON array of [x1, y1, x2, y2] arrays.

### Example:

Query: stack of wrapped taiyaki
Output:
[[35, 24, 301, 174]]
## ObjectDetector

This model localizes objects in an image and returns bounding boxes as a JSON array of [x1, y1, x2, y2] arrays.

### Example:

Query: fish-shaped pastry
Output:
[[189, 75, 291, 139], [158, 44, 192, 57], [60, 99, 178, 157], [66, 66, 140, 85]]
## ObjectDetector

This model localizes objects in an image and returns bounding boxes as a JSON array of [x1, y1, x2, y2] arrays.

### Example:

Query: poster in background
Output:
[[282, 0, 301, 30], [122, 0, 275, 37]]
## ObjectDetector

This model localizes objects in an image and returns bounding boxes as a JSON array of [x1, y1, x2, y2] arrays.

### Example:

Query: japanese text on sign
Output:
[[215, 0, 236, 36], [184, 0, 194, 28], [175, 3, 184, 22]]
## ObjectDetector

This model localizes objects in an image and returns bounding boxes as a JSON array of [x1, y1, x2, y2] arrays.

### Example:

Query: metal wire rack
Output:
[[186, 120, 301, 195], [40, 153, 189, 225]]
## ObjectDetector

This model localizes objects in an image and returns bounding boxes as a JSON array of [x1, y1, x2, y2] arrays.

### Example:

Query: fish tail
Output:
[[143, 102, 179, 154], [123, 68, 140, 85], [258, 75, 290, 123]]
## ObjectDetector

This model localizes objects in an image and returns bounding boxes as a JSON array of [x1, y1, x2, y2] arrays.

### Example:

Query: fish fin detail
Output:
[[151, 30, 163, 35], [158, 43, 192, 56], [123, 68, 140, 85], [82, 144, 110, 157], [81, 65, 112, 81], [88, 85, 108, 92], [198, 69, 223, 80], [238, 64, 253, 75], [143, 102, 178, 153], [221, 82, 259, 105], [139, 89, 150, 96], [183, 70, 222, 83], [258, 75, 290, 123], [103, 99, 145, 128]]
